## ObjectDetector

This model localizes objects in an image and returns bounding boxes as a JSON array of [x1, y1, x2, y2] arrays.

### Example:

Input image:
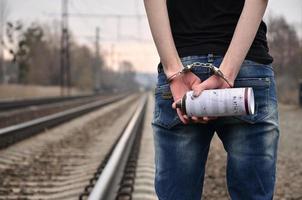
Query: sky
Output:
[[3, 0, 302, 73]]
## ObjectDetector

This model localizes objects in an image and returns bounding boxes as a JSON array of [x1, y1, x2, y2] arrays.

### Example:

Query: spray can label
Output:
[[182, 88, 254, 117]]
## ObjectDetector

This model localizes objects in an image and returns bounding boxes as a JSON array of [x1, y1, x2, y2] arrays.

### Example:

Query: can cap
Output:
[[247, 88, 255, 115]]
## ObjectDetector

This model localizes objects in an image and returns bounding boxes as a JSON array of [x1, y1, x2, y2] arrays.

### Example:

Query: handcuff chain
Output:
[[185, 62, 212, 69], [167, 62, 215, 83], [178, 62, 233, 88]]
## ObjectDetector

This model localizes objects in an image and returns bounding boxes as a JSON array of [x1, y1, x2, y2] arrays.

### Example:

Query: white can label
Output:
[[185, 88, 254, 117]]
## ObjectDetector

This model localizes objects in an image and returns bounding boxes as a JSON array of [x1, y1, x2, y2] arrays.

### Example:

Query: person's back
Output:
[[167, 0, 272, 64]]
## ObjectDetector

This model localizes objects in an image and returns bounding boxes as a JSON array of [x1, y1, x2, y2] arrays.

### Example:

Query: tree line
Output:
[[267, 16, 302, 104], [0, 20, 139, 93]]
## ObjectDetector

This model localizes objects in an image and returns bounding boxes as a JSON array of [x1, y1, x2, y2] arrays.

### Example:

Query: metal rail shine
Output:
[[88, 94, 147, 200]]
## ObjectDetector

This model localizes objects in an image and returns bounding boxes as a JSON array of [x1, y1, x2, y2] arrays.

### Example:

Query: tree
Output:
[[6, 22, 61, 85], [268, 16, 301, 77], [267, 16, 302, 103], [70, 44, 94, 90], [117, 61, 138, 91], [6, 22, 48, 84], [3, 20, 139, 93], [6, 21, 28, 83]]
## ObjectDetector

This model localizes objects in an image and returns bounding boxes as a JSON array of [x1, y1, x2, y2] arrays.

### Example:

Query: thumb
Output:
[[172, 99, 181, 109], [172, 101, 176, 109]]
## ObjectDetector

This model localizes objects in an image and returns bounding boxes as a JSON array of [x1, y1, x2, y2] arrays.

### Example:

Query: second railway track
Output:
[[0, 94, 95, 111], [0, 94, 123, 129], [0, 94, 127, 148]]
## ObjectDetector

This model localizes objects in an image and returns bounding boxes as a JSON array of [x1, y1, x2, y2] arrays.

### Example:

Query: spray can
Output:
[[176, 88, 255, 117]]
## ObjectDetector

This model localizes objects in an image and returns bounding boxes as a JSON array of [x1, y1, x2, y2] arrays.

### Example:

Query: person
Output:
[[143, 0, 280, 199]]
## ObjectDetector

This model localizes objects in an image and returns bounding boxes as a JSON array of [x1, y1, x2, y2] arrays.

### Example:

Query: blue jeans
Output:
[[152, 55, 280, 200]]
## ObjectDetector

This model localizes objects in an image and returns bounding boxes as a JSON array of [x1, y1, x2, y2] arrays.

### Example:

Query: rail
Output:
[[88, 94, 147, 200]]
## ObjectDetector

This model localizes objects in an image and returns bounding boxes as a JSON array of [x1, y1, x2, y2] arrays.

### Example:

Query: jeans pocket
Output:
[[232, 77, 271, 124], [152, 84, 182, 129]]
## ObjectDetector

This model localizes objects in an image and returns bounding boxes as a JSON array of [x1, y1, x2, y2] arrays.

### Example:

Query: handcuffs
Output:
[[167, 62, 233, 88]]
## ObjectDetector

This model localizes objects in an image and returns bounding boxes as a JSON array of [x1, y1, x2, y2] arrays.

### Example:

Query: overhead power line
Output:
[[46, 12, 147, 41]]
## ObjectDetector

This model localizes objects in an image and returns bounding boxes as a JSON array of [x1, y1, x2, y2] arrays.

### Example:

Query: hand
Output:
[[168, 71, 201, 124], [193, 75, 233, 97], [190, 74, 234, 123]]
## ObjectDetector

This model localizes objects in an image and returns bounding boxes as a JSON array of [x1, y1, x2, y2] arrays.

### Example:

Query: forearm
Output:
[[220, 0, 269, 82], [144, 0, 182, 77]]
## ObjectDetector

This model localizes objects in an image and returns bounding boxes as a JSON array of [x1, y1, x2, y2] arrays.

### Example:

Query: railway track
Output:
[[84, 94, 147, 200], [0, 94, 94, 111], [0, 94, 127, 149], [0, 94, 120, 129], [0, 93, 157, 200]]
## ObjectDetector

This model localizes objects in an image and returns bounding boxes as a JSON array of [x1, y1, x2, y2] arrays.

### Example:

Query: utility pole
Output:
[[0, 19, 3, 84], [110, 44, 115, 69], [93, 27, 101, 93], [60, 0, 71, 96]]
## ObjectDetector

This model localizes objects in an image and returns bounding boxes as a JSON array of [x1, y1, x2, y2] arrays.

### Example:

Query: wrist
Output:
[[169, 73, 183, 84], [219, 66, 237, 85], [222, 71, 235, 87], [162, 62, 183, 78], [219, 59, 241, 83]]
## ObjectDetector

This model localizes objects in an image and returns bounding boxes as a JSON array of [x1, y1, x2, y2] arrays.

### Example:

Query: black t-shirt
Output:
[[167, 0, 273, 64]]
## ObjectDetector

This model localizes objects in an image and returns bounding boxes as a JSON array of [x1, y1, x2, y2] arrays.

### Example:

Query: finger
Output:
[[191, 75, 202, 86], [191, 83, 200, 92], [193, 76, 222, 97], [191, 116, 218, 122], [203, 116, 218, 121], [191, 116, 199, 121], [193, 84, 205, 97], [202, 117, 211, 122], [191, 116, 208, 124], [172, 99, 181, 109], [172, 102, 176, 109], [177, 108, 188, 124], [183, 115, 193, 123], [191, 78, 202, 91], [183, 115, 189, 120]]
